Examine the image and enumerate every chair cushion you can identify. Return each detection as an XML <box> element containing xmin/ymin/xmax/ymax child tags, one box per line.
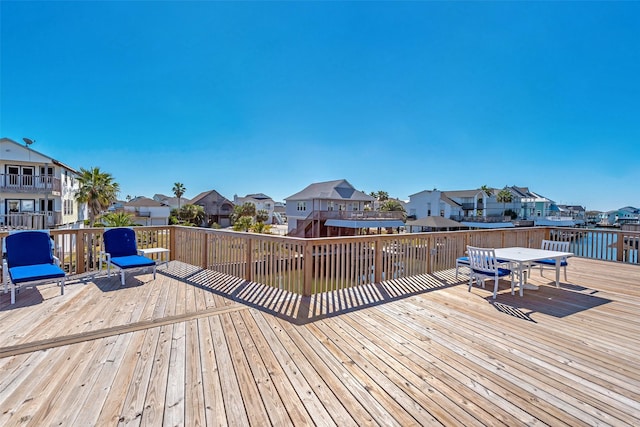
<box><xmin>110</xmin><ymin>255</ymin><xmax>155</xmax><ymax>270</ymax></box>
<box><xmin>104</xmin><ymin>228</ymin><xmax>138</xmax><ymax>257</ymax></box>
<box><xmin>456</xmin><ymin>257</ymin><xmax>470</xmax><ymax>264</ymax></box>
<box><xmin>6</xmin><ymin>232</ymin><xmax>53</xmax><ymax>267</ymax></box>
<box><xmin>534</xmin><ymin>259</ymin><xmax>568</xmax><ymax>266</ymax></box>
<box><xmin>472</xmin><ymin>267</ymin><xmax>511</xmax><ymax>277</ymax></box>
<box><xmin>9</xmin><ymin>263</ymin><xmax>65</xmax><ymax>284</ymax></box>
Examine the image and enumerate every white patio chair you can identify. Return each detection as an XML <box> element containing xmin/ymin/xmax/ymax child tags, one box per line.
<box><xmin>530</xmin><ymin>240</ymin><xmax>570</xmax><ymax>281</ymax></box>
<box><xmin>467</xmin><ymin>245</ymin><xmax>513</xmax><ymax>299</ymax></box>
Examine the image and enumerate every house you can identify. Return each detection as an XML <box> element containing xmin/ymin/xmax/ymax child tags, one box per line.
<box><xmin>233</xmin><ymin>193</ymin><xmax>278</xmax><ymax>224</ymax></box>
<box><xmin>190</xmin><ymin>190</ymin><xmax>234</xmax><ymax>227</ymax></box>
<box><xmin>152</xmin><ymin>193</ymin><xmax>191</xmax><ymax>210</ymax></box>
<box><xmin>405</xmin><ymin>190</ymin><xmax>464</xmax><ymax>220</ymax></box>
<box><xmin>0</xmin><ymin>137</ymin><xmax>83</xmax><ymax>229</ymax></box>
<box><xmin>121</xmin><ymin>197</ymin><xmax>171</xmax><ymax>226</ymax></box>
<box><xmin>284</xmin><ymin>179</ymin><xmax>404</xmax><ymax>238</ymax></box>
<box><xmin>599</xmin><ymin>207</ymin><xmax>640</xmax><ymax>226</ymax></box>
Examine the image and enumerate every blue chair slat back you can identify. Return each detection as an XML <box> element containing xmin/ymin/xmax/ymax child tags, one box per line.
<box><xmin>104</xmin><ymin>228</ymin><xmax>138</xmax><ymax>257</ymax></box>
<box><xmin>6</xmin><ymin>231</ymin><xmax>53</xmax><ymax>267</ymax></box>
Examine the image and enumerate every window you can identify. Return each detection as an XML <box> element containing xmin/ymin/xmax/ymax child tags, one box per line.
<box><xmin>352</xmin><ymin>203</ymin><xmax>359</xmax><ymax>211</ymax></box>
<box><xmin>297</xmin><ymin>201</ymin><xmax>306</xmax><ymax>211</ymax></box>
<box><xmin>6</xmin><ymin>199</ymin><xmax>35</xmax><ymax>213</ymax></box>
<box><xmin>327</xmin><ymin>201</ymin><xmax>334</xmax><ymax>211</ymax></box>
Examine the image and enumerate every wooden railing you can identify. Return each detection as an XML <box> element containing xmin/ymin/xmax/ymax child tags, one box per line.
<box><xmin>0</xmin><ymin>173</ymin><xmax>61</xmax><ymax>193</ymax></box>
<box><xmin>1</xmin><ymin>226</ymin><xmax>638</xmax><ymax>297</ymax></box>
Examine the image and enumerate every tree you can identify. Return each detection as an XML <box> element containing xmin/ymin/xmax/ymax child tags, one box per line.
<box><xmin>256</xmin><ymin>209</ymin><xmax>269</xmax><ymax>223</ymax></box>
<box><xmin>233</xmin><ymin>216</ymin><xmax>253</xmax><ymax>232</ymax></box>
<box><xmin>370</xmin><ymin>190</ymin><xmax>389</xmax><ymax>202</ymax></box>
<box><xmin>173</xmin><ymin>182</ymin><xmax>186</xmax><ymax>209</ymax></box>
<box><xmin>98</xmin><ymin>211</ymin><xmax>137</xmax><ymax>227</ymax></box>
<box><xmin>380</xmin><ymin>199</ymin><xmax>407</xmax><ymax>220</ymax></box>
<box><xmin>178</xmin><ymin>204</ymin><xmax>205</xmax><ymax>226</ymax></box>
<box><xmin>496</xmin><ymin>187</ymin><xmax>513</xmax><ymax>217</ymax></box>
<box><xmin>231</xmin><ymin>202</ymin><xmax>256</xmax><ymax>224</ymax></box>
<box><xmin>75</xmin><ymin>167</ymin><xmax>120</xmax><ymax>227</ymax></box>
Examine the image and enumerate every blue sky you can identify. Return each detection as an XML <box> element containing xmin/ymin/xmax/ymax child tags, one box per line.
<box><xmin>2</xmin><ymin>1</ymin><xmax>638</xmax><ymax>212</ymax></box>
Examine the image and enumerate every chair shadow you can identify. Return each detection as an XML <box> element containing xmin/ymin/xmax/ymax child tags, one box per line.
<box><xmin>160</xmin><ymin>262</ymin><xmax>459</xmax><ymax>325</ymax></box>
<box><xmin>488</xmin><ymin>283</ymin><xmax>611</xmax><ymax>320</ymax></box>
<box><xmin>0</xmin><ymin>288</ymin><xmax>45</xmax><ymax>310</ymax></box>
<box><xmin>92</xmin><ymin>268</ymin><xmax>158</xmax><ymax>292</ymax></box>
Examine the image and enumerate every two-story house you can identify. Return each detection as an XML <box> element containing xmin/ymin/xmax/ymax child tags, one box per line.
<box><xmin>405</xmin><ymin>190</ymin><xmax>464</xmax><ymax>220</ymax></box>
<box><xmin>190</xmin><ymin>189</ymin><xmax>234</xmax><ymax>227</ymax></box>
<box><xmin>0</xmin><ymin>137</ymin><xmax>83</xmax><ymax>229</ymax></box>
<box><xmin>285</xmin><ymin>179</ymin><xmax>404</xmax><ymax>238</ymax></box>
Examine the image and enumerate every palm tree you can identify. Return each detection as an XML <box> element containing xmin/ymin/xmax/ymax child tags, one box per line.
<box><xmin>98</xmin><ymin>211</ymin><xmax>137</xmax><ymax>227</ymax></box>
<box><xmin>380</xmin><ymin>199</ymin><xmax>407</xmax><ymax>220</ymax></box>
<box><xmin>75</xmin><ymin>167</ymin><xmax>120</xmax><ymax>227</ymax></box>
<box><xmin>370</xmin><ymin>190</ymin><xmax>389</xmax><ymax>202</ymax></box>
<box><xmin>173</xmin><ymin>182</ymin><xmax>186</xmax><ymax>209</ymax></box>
<box><xmin>497</xmin><ymin>187</ymin><xmax>513</xmax><ymax>218</ymax></box>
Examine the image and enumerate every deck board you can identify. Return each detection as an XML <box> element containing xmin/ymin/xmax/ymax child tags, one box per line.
<box><xmin>1</xmin><ymin>258</ymin><xmax>639</xmax><ymax>426</ymax></box>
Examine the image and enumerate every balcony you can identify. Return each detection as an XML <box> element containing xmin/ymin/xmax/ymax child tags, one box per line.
<box><xmin>0</xmin><ymin>173</ymin><xmax>61</xmax><ymax>194</ymax></box>
<box><xmin>0</xmin><ymin>212</ymin><xmax>62</xmax><ymax>230</ymax></box>
<box><xmin>0</xmin><ymin>226</ymin><xmax>638</xmax><ymax>425</ymax></box>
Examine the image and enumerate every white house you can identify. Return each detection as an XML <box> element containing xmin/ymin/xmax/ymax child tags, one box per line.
<box><xmin>123</xmin><ymin>197</ymin><xmax>171</xmax><ymax>226</ymax></box>
<box><xmin>0</xmin><ymin>137</ymin><xmax>83</xmax><ymax>229</ymax></box>
<box><xmin>405</xmin><ymin>190</ymin><xmax>464</xmax><ymax>220</ymax></box>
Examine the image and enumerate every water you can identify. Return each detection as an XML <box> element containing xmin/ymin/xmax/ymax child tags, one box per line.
<box><xmin>570</xmin><ymin>230</ymin><xmax>638</xmax><ymax>264</ymax></box>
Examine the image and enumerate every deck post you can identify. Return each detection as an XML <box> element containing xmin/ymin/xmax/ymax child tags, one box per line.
<box><xmin>169</xmin><ymin>226</ymin><xmax>175</xmax><ymax>262</ymax></box>
<box><xmin>617</xmin><ymin>231</ymin><xmax>625</xmax><ymax>262</ymax></box>
<box><xmin>303</xmin><ymin>240</ymin><xmax>313</xmax><ymax>296</ymax></box>
<box><xmin>245</xmin><ymin>237</ymin><xmax>253</xmax><ymax>282</ymax></box>
<box><xmin>374</xmin><ymin>238</ymin><xmax>383</xmax><ymax>283</ymax></box>
<box><xmin>77</xmin><ymin>229</ymin><xmax>86</xmax><ymax>274</ymax></box>
<box><xmin>201</xmin><ymin>231</ymin><xmax>209</xmax><ymax>269</ymax></box>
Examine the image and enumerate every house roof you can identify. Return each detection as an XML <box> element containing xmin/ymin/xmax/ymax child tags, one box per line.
<box><xmin>125</xmin><ymin>197</ymin><xmax>167</xmax><ymax>207</ymax></box>
<box><xmin>190</xmin><ymin>189</ymin><xmax>233</xmax><ymax>205</ymax></box>
<box><xmin>443</xmin><ymin>188</ymin><xmax>496</xmax><ymax>198</ymax></box>
<box><xmin>0</xmin><ymin>137</ymin><xmax>78</xmax><ymax>173</ymax></box>
<box><xmin>285</xmin><ymin>179</ymin><xmax>375</xmax><ymax>202</ymax></box>
<box><xmin>244</xmin><ymin>193</ymin><xmax>272</xmax><ymax>200</ymax></box>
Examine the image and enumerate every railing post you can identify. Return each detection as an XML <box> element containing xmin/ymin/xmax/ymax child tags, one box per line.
<box><xmin>303</xmin><ymin>240</ymin><xmax>313</xmax><ymax>296</ymax></box>
<box><xmin>245</xmin><ymin>237</ymin><xmax>253</xmax><ymax>281</ymax></box>
<box><xmin>617</xmin><ymin>231</ymin><xmax>625</xmax><ymax>262</ymax></box>
<box><xmin>76</xmin><ymin>230</ymin><xmax>85</xmax><ymax>274</ymax></box>
<box><xmin>374</xmin><ymin>238</ymin><xmax>383</xmax><ymax>282</ymax></box>
<box><xmin>169</xmin><ymin>227</ymin><xmax>175</xmax><ymax>262</ymax></box>
<box><xmin>201</xmin><ymin>231</ymin><xmax>209</xmax><ymax>269</ymax></box>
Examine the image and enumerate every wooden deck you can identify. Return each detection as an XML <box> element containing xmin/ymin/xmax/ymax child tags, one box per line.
<box><xmin>1</xmin><ymin>258</ymin><xmax>639</xmax><ymax>426</ymax></box>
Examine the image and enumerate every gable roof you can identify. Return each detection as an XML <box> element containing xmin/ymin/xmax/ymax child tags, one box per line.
<box><xmin>125</xmin><ymin>197</ymin><xmax>167</xmax><ymax>207</ymax></box>
<box><xmin>190</xmin><ymin>189</ymin><xmax>233</xmax><ymax>205</ymax></box>
<box><xmin>0</xmin><ymin>137</ymin><xmax>78</xmax><ymax>173</ymax></box>
<box><xmin>285</xmin><ymin>179</ymin><xmax>375</xmax><ymax>202</ymax></box>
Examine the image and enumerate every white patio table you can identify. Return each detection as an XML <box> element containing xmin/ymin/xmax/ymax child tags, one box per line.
<box><xmin>494</xmin><ymin>247</ymin><xmax>573</xmax><ymax>296</ymax></box>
